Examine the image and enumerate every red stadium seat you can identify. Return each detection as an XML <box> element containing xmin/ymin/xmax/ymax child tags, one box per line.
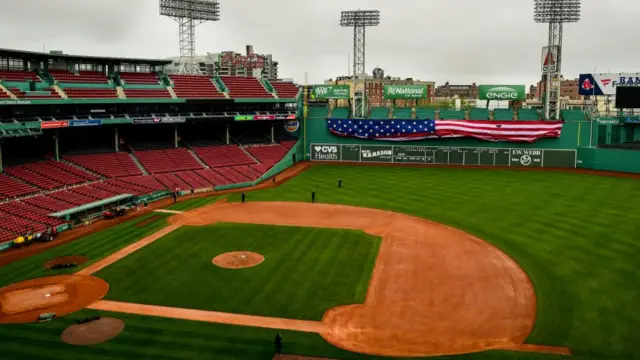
<box><xmin>220</xmin><ymin>76</ymin><xmax>272</xmax><ymax>98</ymax></box>
<box><xmin>119</xmin><ymin>72</ymin><xmax>160</xmax><ymax>85</ymax></box>
<box><xmin>169</xmin><ymin>75</ymin><xmax>224</xmax><ymax>99</ymax></box>
<box><xmin>0</xmin><ymin>70</ymin><xmax>40</xmax><ymax>82</ymax></box>
<box><xmin>191</xmin><ymin>145</ymin><xmax>256</xmax><ymax>168</ymax></box>
<box><xmin>123</xmin><ymin>88</ymin><xmax>172</xmax><ymax>98</ymax></box>
<box><xmin>134</xmin><ymin>148</ymin><xmax>203</xmax><ymax>174</ymax></box>
<box><xmin>63</xmin><ymin>88</ymin><xmax>117</xmax><ymax>99</ymax></box>
<box><xmin>0</xmin><ymin>174</ymin><xmax>39</xmax><ymax>198</ymax></box>
<box><xmin>270</xmin><ymin>80</ymin><xmax>300</xmax><ymax>98</ymax></box>
<box><xmin>245</xmin><ymin>144</ymin><xmax>288</xmax><ymax>167</ymax></box>
<box><xmin>50</xmin><ymin>70</ymin><xmax>108</xmax><ymax>84</ymax></box>
<box><xmin>66</xmin><ymin>153</ymin><xmax>143</xmax><ymax>178</ymax></box>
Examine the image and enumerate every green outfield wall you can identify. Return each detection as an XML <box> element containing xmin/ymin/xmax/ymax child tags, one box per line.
<box><xmin>303</xmin><ymin>105</ymin><xmax>640</xmax><ymax>173</ymax></box>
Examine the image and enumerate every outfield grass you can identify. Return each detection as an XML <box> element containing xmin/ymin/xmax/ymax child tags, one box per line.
<box><xmin>226</xmin><ymin>164</ymin><xmax>640</xmax><ymax>360</ymax></box>
<box><xmin>95</xmin><ymin>223</ymin><xmax>380</xmax><ymax>320</ymax></box>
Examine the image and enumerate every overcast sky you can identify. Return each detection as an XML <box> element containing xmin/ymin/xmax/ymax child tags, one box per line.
<box><xmin>0</xmin><ymin>0</ymin><xmax>638</xmax><ymax>86</ymax></box>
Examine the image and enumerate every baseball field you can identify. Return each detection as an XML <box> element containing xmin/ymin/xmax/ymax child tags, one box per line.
<box><xmin>0</xmin><ymin>164</ymin><xmax>639</xmax><ymax>360</ymax></box>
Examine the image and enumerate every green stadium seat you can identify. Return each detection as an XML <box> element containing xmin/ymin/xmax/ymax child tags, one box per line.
<box><xmin>370</xmin><ymin>107</ymin><xmax>390</xmax><ymax>119</ymax></box>
<box><xmin>469</xmin><ymin>108</ymin><xmax>490</xmax><ymax>120</ymax></box>
<box><xmin>393</xmin><ymin>108</ymin><xmax>412</xmax><ymax>119</ymax></box>
<box><xmin>518</xmin><ymin>109</ymin><xmax>540</xmax><ymax>121</ymax></box>
<box><xmin>439</xmin><ymin>110</ymin><xmax>465</xmax><ymax>120</ymax></box>
<box><xmin>416</xmin><ymin>108</ymin><xmax>436</xmax><ymax>120</ymax></box>
<box><xmin>493</xmin><ymin>109</ymin><xmax>514</xmax><ymax>121</ymax></box>
<box><xmin>561</xmin><ymin>109</ymin><xmax>586</xmax><ymax>121</ymax></box>
<box><xmin>329</xmin><ymin>107</ymin><xmax>350</xmax><ymax>119</ymax></box>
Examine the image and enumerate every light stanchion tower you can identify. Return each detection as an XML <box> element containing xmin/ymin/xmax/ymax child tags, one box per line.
<box><xmin>534</xmin><ymin>0</ymin><xmax>581</xmax><ymax>120</ymax></box>
<box><xmin>340</xmin><ymin>10</ymin><xmax>380</xmax><ymax>118</ymax></box>
<box><xmin>160</xmin><ymin>0</ymin><xmax>220</xmax><ymax>75</ymax></box>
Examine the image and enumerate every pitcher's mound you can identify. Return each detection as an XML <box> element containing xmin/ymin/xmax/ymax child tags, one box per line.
<box><xmin>61</xmin><ymin>317</ymin><xmax>125</xmax><ymax>345</ymax></box>
<box><xmin>212</xmin><ymin>251</ymin><xmax>264</xmax><ymax>269</ymax></box>
<box><xmin>44</xmin><ymin>256</ymin><xmax>88</xmax><ymax>270</ymax></box>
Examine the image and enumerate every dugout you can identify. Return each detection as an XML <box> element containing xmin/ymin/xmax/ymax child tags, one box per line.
<box><xmin>49</xmin><ymin>193</ymin><xmax>135</xmax><ymax>225</ymax></box>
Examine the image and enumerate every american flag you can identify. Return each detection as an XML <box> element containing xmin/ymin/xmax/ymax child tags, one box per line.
<box><xmin>327</xmin><ymin>119</ymin><xmax>564</xmax><ymax>143</ymax></box>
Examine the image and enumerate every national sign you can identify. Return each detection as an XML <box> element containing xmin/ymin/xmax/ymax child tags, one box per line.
<box><xmin>327</xmin><ymin>119</ymin><xmax>563</xmax><ymax>143</ymax></box>
<box><xmin>578</xmin><ymin>73</ymin><xmax>640</xmax><ymax>96</ymax></box>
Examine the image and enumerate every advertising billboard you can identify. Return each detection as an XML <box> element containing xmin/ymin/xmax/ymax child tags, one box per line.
<box><xmin>234</xmin><ymin>114</ymin><xmax>296</xmax><ymax>121</ymax></box>
<box><xmin>383</xmin><ymin>85</ymin><xmax>427</xmax><ymax>100</ymax></box>
<box><xmin>311</xmin><ymin>85</ymin><xmax>350</xmax><ymax>100</ymax></box>
<box><xmin>478</xmin><ymin>85</ymin><xmax>526</xmax><ymax>101</ymax></box>
<box><xmin>578</xmin><ymin>73</ymin><xmax>640</xmax><ymax>96</ymax></box>
<box><xmin>132</xmin><ymin>116</ymin><xmax>186</xmax><ymax>124</ymax></box>
<box><xmin>615</xmin><ymin>86</ymin><xmax>640</xmax><ymax>109</ymax></box>
<box><xmin>40</xmin><ymin>120</ymin><xmax>69</xmax><ymax>129</ymax></box>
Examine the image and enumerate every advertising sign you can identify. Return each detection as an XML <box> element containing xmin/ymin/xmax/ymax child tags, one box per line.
<box><xmin>578</xmin><ymin>73</ymin><xmax>640</xmax><ymax>96</ymax></box>
<box><xmin>69</xmin><ymin>119</ymin><xmax>102</xmax><ymax>127</ymax></box>
<box><xmin>383</xmin><ymin>85</ymin><xmax>427</xmax><ymax>100</ymax></box>
<box><xmin>235</xmin><ymin>114</ymin><xmax>296</xmax><ymax>121</ymax></box>
<box><xmin>132</xmin><ymin>117</ymin><xmax>186</xmax><ymax>124</ymax></box>
<box><xmin>311</xmin><ymin>85</ymin><xmax>351</xmax><ymax>100</ymax></box>
<box><xmin>541</xmin><ymin>46</ymin><xmax>559</xmax><ymax>73</ymax></box>
<box><xmin>234</xmin><ymin>115</ymin><xmax>254</xmax><ymax>121</ymax></box>
<box><xmin>310</xmin><ymin>143</ymin><xmax>576</xmax><ymax>168</ymax></box>
<box><xmin>478</xmin><ymin>85</ymin><xmax>526</xmax><ymax>101</ymax></box>
<box><xmin>41</xmin><ymin>120</ymin><xmax>69</xmax><ymax>129</ymax></box>
<box><xmin>284</xmin><ymin>120</ymin><xmax>299</xmax><ymax>132</ymax></box>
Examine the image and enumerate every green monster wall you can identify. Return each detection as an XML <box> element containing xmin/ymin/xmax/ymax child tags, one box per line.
<box><xmin>303</xmin><ymin>105</ymin><xmax>640</xmax><ymax>173</ymax></box>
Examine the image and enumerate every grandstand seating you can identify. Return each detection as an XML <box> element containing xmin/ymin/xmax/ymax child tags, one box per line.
<box><xmin>330</xmin><ymin>107</ymin><xmax>350</xmax><ymax>119</ymax></box>
<box><xmin>4</xmin><ymin>165</ymin><xmax>62</xmax><ymax>190</ymax></box>
<box><xmin>50</xmin><ymin>70</ymin><xmax>108</xmax><ymax>84</ymax></box>
<box><xmin>439</xmin><ymin>110</ymin><xmax>465</xmax><ymax>120</ymax></box>
<box><xmin>135</xmin><ymin>148</ymin><xmax>203</xmax><ymax>174</ymax></box>
<box><xmin>10</xmin><ymin>87</ymin><xmax>61</xmax><ymax>99</ymax></box>
<box><xmin>154</xmin><ymin>172</ymin><xmax>191</xmax><ymax>191</ymax></box>
<box><xmin>0</xmin><ymin>70</ymin><xmax>40</xmax><ymax>82</ymax></box>
<box><xmin>169</xmin><ymin>75</ymin><xmax>224</xmax><ymax>98</ymax></box>
<box><xmin>0</xmin><ymin>228</ymin><xmax>17</xmax><ymax>244</ymax></box>
<box><xmin>66</xmin><ymin>152</ymin><xmax>142</xmax><ymax>178</ymax></box>
<box><xmin>416</xmin><ymin>108</ymin><xmax>436</xmax><ymax>120</ymax></box>
<box><xmin>63</xmin><ymin>88</ymin><xmax>118</xmax><ymax>99</ymax></box>
<box><xmin>469</xmin><ymin>108</ymin><xmax>490</xmax><ymax>120</ymax></box>
<box><xmin>0</xmin><ymin>202</ymin><xmax>66</xmax><ymax>227</ymax></box>
<box><xmin>49</xmin><ymin>189</ymin><xmax>97</xmax><ymax>206</ymax></box>
<box><xmin>5</xmin><ymin>160</ymin><xmax>97</xmax><ymax>190</ymax></box>
<box><xmin>270</xmin><ymin>80</ymin><xmax>299</xmax><ymax>98</ymax></box>
<box><xmin>175</xmin><ymin>171</ymin><xmax>213</xmax><ymax>189</ymax></box>
<box><xmin>24</xmin><ymin>195</ymin><xmax>75</xmax><ymax>212</ymax></box>
<box><xmin>119</xmin><ymin>72</ymin><xmax>160</xmax><ymax>85</ymax></box>
<box><xmin>0</xmin><ymin>213</ymin><xmax>47</xmax><ymax>238</ymax></box>
<box><xmin>493</xmin><ymin>109</ymin><xmax>515</xmax><ymax>121</ymax></box>
<box><xmin>518</xmin><ymin>109</ymin><xmax>540</xmax><ymax>121</ymax></box>
<box><xmin>71</xmin><ymin>185</ymin><xmax>117</xmax><ymax>200</ymax></box>
<box><xmin>0</xmin><ymin>174</ymin><xmax>39</xmax><ymax>198</ymax></box>
<box><xmin>0</xmin><ymin>90</ymin><xmax>10</xmax><ymax>98</ymax></box>
<box><xmin>561</xmin><ymin>109</ymin><xmax>586</xmax><ymax>121</ymax></box>
<box><xmin>215</xmin><ymin>167</ymin><xmax>252</xmax><ymax>183</ymax></box>
<box><xmin>192</xmin><ymin>145</ymin><xmax>256</xmax><ymax>167</ymax></box>
<box><xmin>220</xmin><ymin>76</ymin><xmax>272</xmax><ymax>98</ymax></box>
<box><xmin>370</xmin><ymin>107</ymin><xmax>390</xmax><ymax>120</ymax></box>
<box><xmin>393</xmin><ymin>108</ymin><xmax>412</xmax><ymax>119</ymax></box>
<box><xmin>245</xmin><ymin>144</ymin><xmax>288</xmax><ymax>166</ymax></box>
<box><xmin>194</xmin><ymin>169</ymin><xmax>232</xmax><ymax>187</ymax></box>
<box><xmin>123</xmin><ymin>88</ymin><xmax>172</xmax><ymax>98</ymax></box>
<box><xmin>280</xmin><ymin>140</ymin><xmax>296</xmax><ymax>150</ymax></box>
<box><xmin>119</xmin><ymin>175</ymin><xmax>165</xmax><ymax>191</ymax></box>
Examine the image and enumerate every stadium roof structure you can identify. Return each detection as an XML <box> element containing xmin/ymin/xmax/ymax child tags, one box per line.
<box><xmin>0</xmin><ymin>48</ymin><xmax>172</xmax><ymax>66</ymax></box>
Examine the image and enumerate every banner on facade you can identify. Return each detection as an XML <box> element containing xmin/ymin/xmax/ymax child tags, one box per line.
<box><xmin>478</xmin><ymin>85</ymin><xmax>526</xmax><ymax>101</ymax></box>
<box><xmin>310</xmin><ymin>85</ymin><xmax>350</xmax><ymax>100</ymax></box>
<box><xmin>578</xmin><ymin>73</ymin><xmax>640</xmax><ymax>96</ymax></box>
<box><xmin>69</xmin><ymin>119</ymin><xmax>102</xmax><ymax>127</ymax></box>
<box><xmin>40</xmin><ymin>120</ymin><xmax>69</xmax><ymax>129</ymax></box>
<box><xmin>132</xmin><ymin>117</ymin><xmax>186</xmax><ymax>124</ymax></box>
<box><xmin>383</xmin><ymin>85</ymin><xmax>427</xmax><ymax>100</ymax></box>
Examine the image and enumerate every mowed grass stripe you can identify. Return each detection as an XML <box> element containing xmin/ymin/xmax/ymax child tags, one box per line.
<box><xmin>96</xmin><ymin>223</ymin><xmax>380</xmax><ymax>321</ymax></box>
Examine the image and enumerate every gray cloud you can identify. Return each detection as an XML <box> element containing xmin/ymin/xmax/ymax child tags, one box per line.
<box><xmin>0</xmin><ymin>0</ymin><xmax>638</xmax><ymax>87</ymax></box>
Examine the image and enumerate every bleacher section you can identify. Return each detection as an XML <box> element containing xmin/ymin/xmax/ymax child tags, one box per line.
<box><xmin>220</xmin><ymin>76</ymin><xmax>272</xmax><ymax>98</ymax></box>
<box><xmin>439</xmin><ymin>110</ymin><xmax>465</xmax><ymax>120</ymax></box>
<box><xmin>518</xmin><ymin>109</ymin><xmax>540</xmax><ymax>121</ymax></box>
<box><xmin>245</xmin><ymin>144</ymin><xmax>288</xmax><ymax>167</ymax></box>
<box><xmin>63</xmin><ymin>88</ymin><xmax>118</xmax><ymax>99</ymax></box>
<box><xmin>0</xmin><ymin>70</ymin><xmax>40</xmax><ymax>82</ymax></box>
<box><xmin>370</xmin><ymin>107</ymin><xmax>390</xmax><ymax>120</ymax></box>
<box><xmin>169</xmin><ymin>75</ymin><xmax>224</xmax><ymax>98</ymax></box>
<box><xmin>0</xmin><ymin>174</ymin><xmax>39</xmax><ymax>198</ymax></box>
<box><xmin>270</xmin><ymin>80</ymin><xmax>299</xmax><ymax>98</ymax></box>
<box><xmin>0</xmin><ymin>213</ymin><xmax>47</xmax><ymax>242</ymax></box>
<box><xmin>4</xmin><ymin>161</ymin><xmax>97</xmax><ymax>190</ymax></box>
<box><xmin>65</xmin><ymin>152</ymin><xmax>142</xmax><ymax>178</ymax></box>
<box><xmin>562</xmin><ymin>109</ymin><xmax>586</xmax><ymax>121</ymax></box>
<box><xmin>469</xmin><ymin>108</ymin><xmax>490</xmax><ymax>120</ymax></box>
<box><xmin>393</xmin><ymin>108</ymin><xmax>412</xmax><ymax>119</ymax></box>
<box><xmin>493</xmin><ymin>109</ymin><xmax>514</xmax><ymax>121</ymax></box>
<box><xmin>135</xmin><ymin>148</ymin><xmax>203</xmax><ymax>174</ymax></box>
<box><xmin>50</xmin><ymin>70</ymin><xmax>108</xmax><ymax>84</ymax></box>
<box><xmin>0</xmin><ymin>90</ymin><xmax>10</xmax><ymax>99</ymax></box>
<box><xmin>119</xmin><ymin>72</ymin><xmax>160</xmax><ymax>85</ymax></box>
<box><xmin>0</xmin><ymin>202</ymin><xmax>66</xmax><ymax>228</ymax></box>
<box><xmin>416</xmin><ymin>108</ymin><xmax>436</xmax><ymax>120</ymax></box>
<box><xmin>123</xmin><ymin>88</ymin><xmax>171</xmax><ymax>98</ymax></box>
<box><xmin>24</xmin><ymin>195</ymin><xmax>75</xmax><ymax>212</ymax></box>
<box><xmin>192</xmin><ymin>145</ymin><xmax>256</xmax><ymax>167</ymax></box>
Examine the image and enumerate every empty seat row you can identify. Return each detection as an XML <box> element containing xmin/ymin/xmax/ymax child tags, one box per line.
<box><xmin>220</xmin><ymin>76</ymin><xmax>272</xmax><ymax>98</ymax></box>
<box><xmin>192</xmin><ymin>145</ymin><xmax>256</xmax><ymax>168</ymax></box>
<box><xmin>0</xmin><ymin>212</ymin><xmax>47</xmax><ymax>237</ymax></box>
<box><xmin>66</xmin><ymin>152</ymin><xmax>142</xmax><ymax>178</ymax></box>
<box><xmin>0</xmin><ymin>173</ymin><xmax>39</xmax><ymax>198</ymax></box>
<box><xmin>119</xmin><ymin>72</ymin><xmax>160</xmax><ymax>84</ymax></box>
<box><xmin>63</xmin><ymin>88</ymin><xmax>118</xmax><ymax>99</ymax></box>
<box><xmin>245</xmin><ymin>144</ymin><xmax>288</xmax><ymax>166</ymax></box>
<box><xmin>270</xmin><ymin>80</ymin><xmax>299</xmax><ymax>98</ymax></box>
<box><xmin>135</xmin><ymin>148</ymin><xmax>203</xmax><ymax>174</ymax></box>
<box><xmin>0</xmin><ymin>70</ymin><xmax>40</xmax><ymax>82</ymax></box>
<box><xmin>169</xmin><ymin>75</ymin><xmax>224</xmax><ymax>99</ymax></box>
<box><xmin>51</xmin><ymin>70</ymin><xmax>108</xmax><ymax>84</ymax></box>
<box><xmin>0</xmin><ymin>202</ymin><xmax>65</xmax><ymax>227</ymax></box>
<box><xmin>124</xmin><ymin>88</ymin><xmax>172</xmax><ymax>98</ymax></box>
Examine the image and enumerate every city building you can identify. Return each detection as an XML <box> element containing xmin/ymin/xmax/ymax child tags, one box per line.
<box><xmin>165</xmin><ymin>45</ymin><xmax>278</xmax><ymax>79</ymax></box>
<box><xmin>434</xmin><ymin>82</ymin><xmax>479</xmax><ymax>99</ymax></box>
<box><xmin>535</xmin><ymin>76</ymin><xmax>582</xmax><ymax>101</ymax></box>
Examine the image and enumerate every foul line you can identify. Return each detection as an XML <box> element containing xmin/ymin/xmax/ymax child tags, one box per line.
<box><xmin>87</xmin><ymin>300</ymin><xmax>326</xmax><ymax>333</ymax></box>
<box><xmin>76</xmin><ymin>224</ymin><xmax>181</xmax><ymax>276</ymax></box>
<box><xmin>154</xmin><ymin>209</ymin><xmax>184</xmax><ymax>214</ymax></box>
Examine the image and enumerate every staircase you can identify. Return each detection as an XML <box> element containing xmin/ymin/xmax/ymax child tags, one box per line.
<box><xmin>240</xmin><ymin>146</ymin><xmax>260</xmax><ymax>164</ymax></box>
<box><xmin>187</xmin><ymin>148</ymin><xmax>210</xmax><ymax>169</ymax></box>
<box><xmin>0</xmin><ymin>83</ymin><xmax>18</xmax><ymax>100</ymax></box>
<box><xmin>211</xmin><ymin>78</ymin><xmax>230</xmax><ymax>99</ymax></box>
<box><xmin>166</xmin><ymin>86</ymin><xmax>178</xmax><ymax>99</ymax></box>
<box><xmin>129</xmin><ymin>153</ymin><xmax>149</xmax><ymax>175</ymax></box>
<box><xmin>260</xmin><ymin>78</ymin><xmax>278</xmax><ymax>99</ymax></box>
<box><xmin>116</xmin><ymin>86</ymin><xmax>127</xmax><ymax>99</ymax></box>
<box><xmin>52</xmin><ymin>85</ymin><xmax>68</xmax><ymax>99</ymax></box>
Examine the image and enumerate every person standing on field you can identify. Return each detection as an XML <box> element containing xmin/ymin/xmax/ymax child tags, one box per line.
<box><xmin>274</xmin><ymin>333</ymin><xmax>283</xmax><ymax>355</ymax></box>
<box><xmin>241</xmin><ymin>192</ymin><xmax>246</xmax><ymax>203</ymax></box>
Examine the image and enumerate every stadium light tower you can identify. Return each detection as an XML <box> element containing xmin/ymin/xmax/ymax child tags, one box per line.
<box><xmin>534</xmin><ymin>0</ymin><xmax>581</xmax><ymax>120</ymax></box>
<box><xmin>160</xmin><ymin>0</ymin><xmax>220</xmax><ymax>75</ymax></box>
<box><xmin>340</xmin><ymin>10</ymin><xmax>380</xmax><ymax>118</ymax></box>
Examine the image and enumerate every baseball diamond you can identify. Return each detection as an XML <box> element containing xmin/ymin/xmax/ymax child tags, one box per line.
<box><xmin>1</xmin><ymin>2</ymin><xmax>640</xmax><ymax>359</ymax></box>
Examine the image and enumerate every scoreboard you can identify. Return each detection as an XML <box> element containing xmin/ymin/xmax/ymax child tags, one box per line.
<box><xmin>310</xmin><ymin>144</ymin><xmax>576</xmax><ymax>168</ymax></box>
